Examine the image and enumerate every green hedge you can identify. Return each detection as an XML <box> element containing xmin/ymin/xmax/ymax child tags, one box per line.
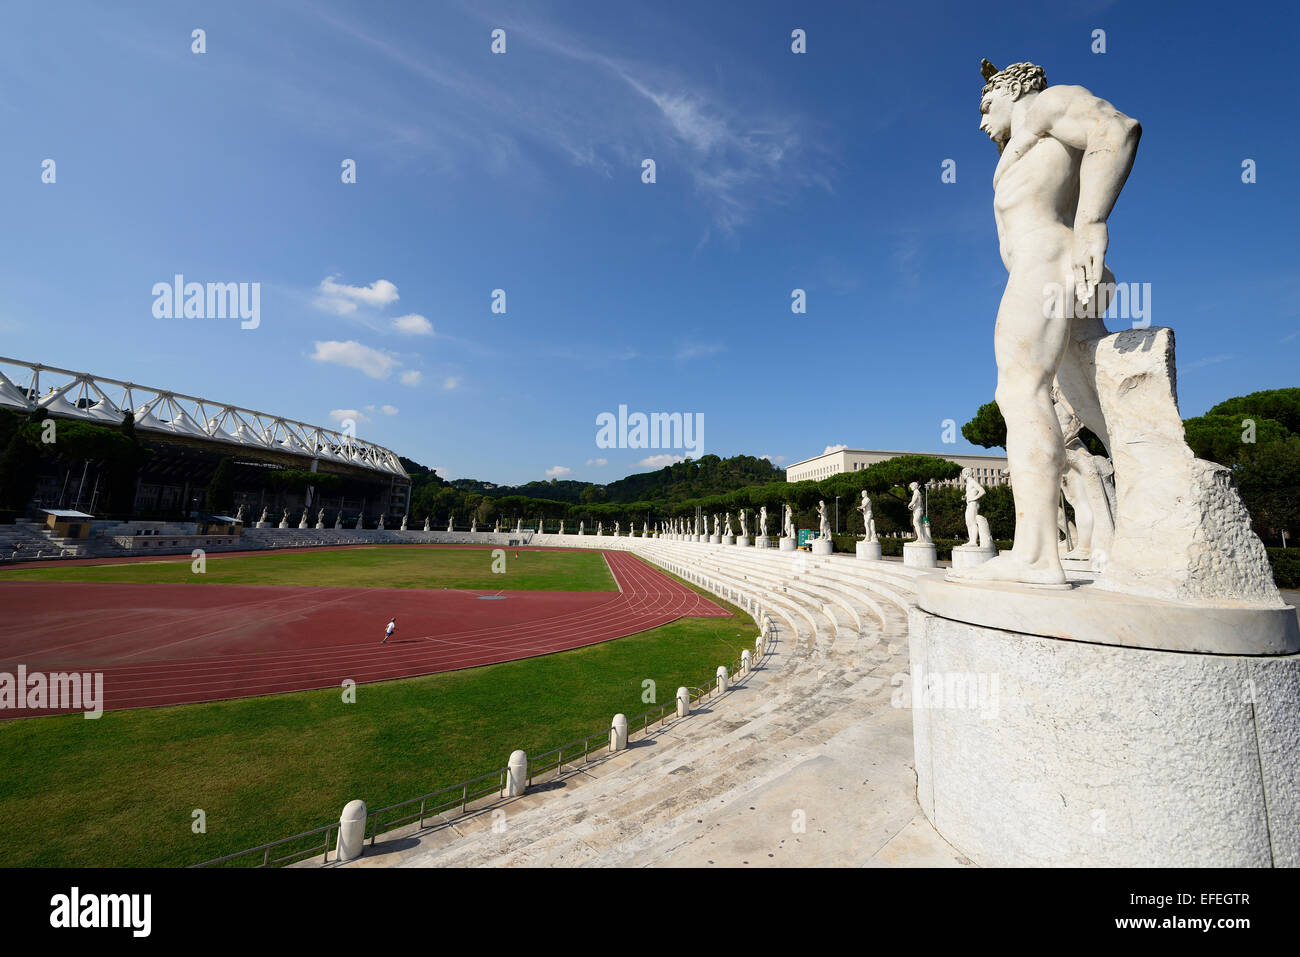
<box><xmin>1267</xmin><ymin>548</ymin><xmax>1299</xmax><ymax>589</ymax></box>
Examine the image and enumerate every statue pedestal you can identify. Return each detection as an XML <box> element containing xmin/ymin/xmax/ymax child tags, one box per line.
<box><xmin>709</xmin><ymin>534</ymin><xmax>721</xmax><ymax>544</ymax></box>
<box><xmin>255</xmin><ymin>522</ymin><xmax>270</xmax><ymax>529</ymax></box>
<box><xmin>735</xmin><ymin>536</ymin><xmax>750</xmax><ymax>547</ymax></box>
<box><xmin>722</xmin><ymin>535</ymin><xmax>736</xmax><ymax>546</ymax></box>
<box><xmin>278</xmin><ymin>521</ymin><xmax>289</xmax><ymax>529</ymax></box>
<box><xmin>779</xmin><ymin>537</ymin><xmax>796</xmax><ymax>552</ymax></box>
<box><xmin>903</xmin><ymin>541</ymin><xmax>938</xmax><ymax>568</ymax></box>
<box><xmin>855</xmin><ymin>540</ymin><xmax>882</xmax><ymax>561</ymax></box>
<box><xmin>754</xmin><ymin>536</ymin><xmax>771</xmax><ymax>549</ymax></box>
<box><xmin>908</xmin><ymin>596</ymin><xmax>1300</xmax><ymax>866</ymax></box>
<box><xmin>315</xmin><ymin>522</ymin><xmax>325</xmax><ymax>530</ymax></box>
<box><xmin>951</xmin><ymin>543</ymin><xmax>997</xmax><ymax>569</ymax></box>
<box><xmin>811</xmin><ymin>539</ymin><xmax>833</xmax><ymax>556</ymax></box>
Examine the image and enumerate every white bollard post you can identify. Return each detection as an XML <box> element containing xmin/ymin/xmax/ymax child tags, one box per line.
<box><xmin>336</xmin><ymin>799</ymin><xmax>367</xmax><ymax>863</ymax></box>
<box><xmin>676</xmin><ymin>686</ymin><xmax>690</xmax><ymax>718</ymax></box>
<box><xmin>716</xmin><ymin>665</ymin><xmax>729</xmax><ymax>694</ymax></box>
<box><xmin>611</xmin><ymin>713</ymin><xmax>628</xmax><ymax>751</ymax></box>
<box><xmin>741</xmin><ymin>649</ymin><xmax>751</xmax><ymax>674</ymax></box>
<box><xmin>755</xmin><ymin>634</ymin><xmax>764</xmax><ymax>657</ymax></box>
<box><xmin>504</xmin><ymin>749</ymin><xmax>528</xmax><ymax>797</ymax></box>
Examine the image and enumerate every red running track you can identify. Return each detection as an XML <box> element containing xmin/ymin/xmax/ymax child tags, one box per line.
<box><xmin>0</xmin><ymin>549</ymin><xmax>728</xmax><ymax>718</ymax></box>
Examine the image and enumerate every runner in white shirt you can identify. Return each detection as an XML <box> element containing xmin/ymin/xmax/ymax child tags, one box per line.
<box><xmin>382</xmin><ymin>617</ymin><xmax>396</xmax><ymax>644</ymax></box>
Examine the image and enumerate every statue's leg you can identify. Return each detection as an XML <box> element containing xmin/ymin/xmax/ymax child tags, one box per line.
<box><xmin>949</xmin><ymin>237</ymin><xmax>1072</xmax><ymax>586</ymax></box>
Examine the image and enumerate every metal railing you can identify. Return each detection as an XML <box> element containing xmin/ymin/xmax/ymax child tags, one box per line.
<box><xmin>194</xmin><ymin>616</ymin><xmax>778</xmax><ymax>868</ymax></box>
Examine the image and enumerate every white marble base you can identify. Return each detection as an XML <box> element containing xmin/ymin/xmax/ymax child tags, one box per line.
<box><xmin>722</xmin><ymin>535</ymin><xmax>736</xmax><ymax>545</ymax></box>
<box><xmin>778</xmin><ymin>537</ymin><xmax>796</xmax><ymax>552</ymax></box>
<box><xmin>754</xmin><ymin>536</ymin><xmax>771</xmax><ymax>548</ymax></box>
<box><xmin>950</xmin><ymin>543</ymin><xmax>997</xmax><ymax>569</ymax></box>
<box><xmin>811</xmin><ymin>539</ymin><xmax>833</xmax><ymax>556</ymax></box>
<box><xmin>709</xmin><ymin>534</ymin><xmax>721</xmax><ymax>544</ymax></box>
<box><xmin>735</xmin><ymin>536</ymin><xmax>749</xmax><ymax>547</ymax></box>
<box><xmin>277</xmin><ymin>521</ymin><xmax>289</xmax><ymax>529</ymax></box>
<box><xmin>903</xmin><ymin>541</ymin><xmax>938</xmax><ymax>568</ymax></box>
<box><xmin>856</xmin><ymin>540</ymin><xmax>882</xmax><ymax>561</ymax></box>
<box><xmin>919</xmin><ymin>574</ymin><xmax>1298</xmax><ymax>655</ymax></box>
<box><xmin>909</xmin><ymin>607</ymin><xmax>1300</xmax><ymax>866</ymax></box>
<box><xmin>255</xmin><ymin>522</ymin><xmax>271</xmax><ymax>529</ymax></box>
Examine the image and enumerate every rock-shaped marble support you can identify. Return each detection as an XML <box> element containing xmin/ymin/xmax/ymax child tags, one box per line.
<box><xmin>1085</xmin><ymin>328</ymin><xmax>1283</xmax><ymax>607</ymax></box>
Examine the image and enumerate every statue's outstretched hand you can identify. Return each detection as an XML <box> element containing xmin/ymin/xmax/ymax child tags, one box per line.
<box><xmin>1073</xmin><ymin>222</ymin><xmax>1108</xmax><ymax>306</ymax></box>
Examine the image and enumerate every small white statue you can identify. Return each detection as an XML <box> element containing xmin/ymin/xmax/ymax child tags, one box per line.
<box><xmin>400</xmin><ymin>513</ymin><xmax>408</xmax><ymax>531</ymax></box>
<box><xmin>334</xmin><ymin>512</ymin><xmax>343</xmax><ymax>529</ymax></box>
<box><xmin>471</xmin><ymin>516</ymin><xmax>478</xmax><ymax>533</ymax></box>
<box><xmin>279</xmin><ymin>508</ymin><xmax>289</xmax><ymax>528</ymax></box>
<box><xmin>724</xmin><ymin>512</ymin><xmax>734</xmax><ymax>537</ymax></box>
<box><xmin>494</xmin><ymin>518</ymin><xmax>501</xmax><ymax>533</ymax></box>
<box><xmin>908</xmin><ymin>482</ymin><xmax>930</xmax><ymax>543</ymax></box>
<box><xmin>259</xmin><ymin>506</ymin><xmax>269</xmax><ymax>524</ymax></box>
<box><xmin>739</xmin><ymin>509</ymin><xmax>748</xmax><ymax>537</ymax></box>
<box><xmin>858</xmin><ymin>491</ymin><xmax>877</xmax><ymax>543</ymax></box>
<box><xmin>559</xmin><ymin>520</ymin><xmax>565</xmax><ymax>535</ymax></box>
<box><xmin>515</xmin><ymin>517</ymin><xmax>523</xmax><ymax>534</ymax></box>
<box><xmin>447</xmin><ymin>514</ymin><xmax>453</xmax><ymax>532</ymax></box>
<box><xmin>961</xmin><ymin>468</ymin><xmax>988</xmax><ymax>547</ymax></box>
<box><xmin>759</xmin><ymin>506</ymin><xmax>768</xmax><ymax>538</ymax></box>
<box><xmin>579</xmin><ymin>521</ymin><xmax>585</xmax><ymax>535</ymax></box>
<box><xmin>614</xmin><ymin>520</ymin><xmax>620</xmax><ymax>536</ymax></box>
<box><xmin>816</xmin><ymin>500</ymin><xmax>831</xmax><ymax>541</ymax></box>
<box><xmin>782</xmin><ymin>504</ymin><xmax>794</xmax><ymax>539</ymax></box>
<box><xmin>597</xmin><ymin>521</ymin><xmax>604</xmax><ymax>536</ymax></box>
<box><xmin>377</xmin><ymin>513</ymin><xmax>386</xmax><ymax>530</ymax></box>
<box><xmin>424</xmin><ymin>516</ymin><xmax>431</xmax><ymax>531</ymax></box>
<box><xmin>234</xmin><ymin>505</ymin><xmax>245</xmax><ymax>523</ymax></box>
<box><xmin>317</xmin><ymin>507</ymin><xmax>326</xmax><ymax>529</ymax></box>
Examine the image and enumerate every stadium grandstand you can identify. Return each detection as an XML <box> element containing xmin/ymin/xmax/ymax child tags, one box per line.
<box><xmin>0</xmin><ymin>355</ymin><xmax>409</xmax><ymax>525</ymax></box>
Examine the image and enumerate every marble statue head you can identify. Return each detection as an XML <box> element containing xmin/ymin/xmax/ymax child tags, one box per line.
<box><xmin>979</xmin><ymin>59</ymin><xmax>1046</xmax><ymax>152</ymax></box>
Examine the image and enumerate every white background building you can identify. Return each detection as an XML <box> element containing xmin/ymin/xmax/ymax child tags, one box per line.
<box><xmin>785</xmin><ymin>448</ymin><xmax>1009</xmax><ymax>486</ymax></box>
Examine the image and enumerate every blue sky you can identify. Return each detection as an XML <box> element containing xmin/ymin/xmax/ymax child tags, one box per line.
<box><xmin>2</xmin><ymin>0</ymin><xmax>1296</xmax><ymax>484</ymax></box>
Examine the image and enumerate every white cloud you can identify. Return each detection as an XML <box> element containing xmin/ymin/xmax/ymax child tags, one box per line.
<box><xmin>442</xmin><ymin>376</ymin><xmax>460</xmax><ymax>390</ymax></box>
<box><xmin>823</xmin><ymin>444</ymin><xmax>847</xmax><ymax>455</ymax></box>
<box><xmin>761</xmin><ymin>454</ymin><xmax>786</xmax><ymax>465</ymax></box>
<box><xmin>313</xmin><ymin>276</ymin><xmax>400</xmax><ymax>315</ymax></box>
<box><xmin>380</xmin><ymin>404</ymin><xmax>399</xmax><ymax>415</ymax></box>
<box><xmin>392</xmin><ymin>313</ymin><xmax>433</xmax><ymax>335</ymax></box>
<box><xmin>585</xmin><ymin>457</ymin><xmax>608</xmax><ymax>466</ymax></box>
<box><xmin>399</xmin><ymin>370</ymin><xmax>423</xmax><ymax>386</ymax></box>
<box><xmin>639</xmin><ymin>454</ymin><xmax>684</xmax><ymax>468</ymax></box>
<box><xmin>545</xmin><ymin>465</ymin><xmax>573</xmax><ymax>478</ymax></box>
<box><xmin>329</xmin><ymin>408</ymin><xmax>371</xmax><ymax>425</ymax></box>
<box><xmin>311</xmin><ymin>340</ymin><xmax>400</xmax><ymax>379</ymax></box>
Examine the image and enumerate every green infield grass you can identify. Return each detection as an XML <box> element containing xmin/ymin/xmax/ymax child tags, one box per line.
<box><xmin>0</xmin><ymin>545</ymin><xmax>617</xmax><ymax>592</ymax></box>
<box><xmin>0</xmin><ymin>567</ymin><xmax>757</xmax><ymax>867</ymax></box>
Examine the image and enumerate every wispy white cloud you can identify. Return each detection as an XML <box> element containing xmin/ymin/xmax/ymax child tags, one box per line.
<box><xmin>586</xmin><ymin>457</ymin><xmax>608</xmax><ymax>467</ymax></box>
<box><xmin>675</xmin><ymin>342</ymin><xmax>725</xmax><ymax>362</ymax></box>
<box><xmin>311</xmin><ymin>340</ymin><xmax>400</xmax><ymax>379</ymax></box>
<box><xmin>442</xmin><ymin>376</ymin><xmax>460</xmax><ymax>390</ymax></box>
<box><xmin>1183</xmin><ymin>354</ymin><xmax>1233</xmax><ymax>370</ymax></box>
<box><xmin>639</xmin><ymin>453</ymin><xmax>684</xmax><ymax>468</ymax></box>
<box><xmin>762</xmin><ymin>454</ymin><xmax>786</xmax><ymax>465</ymax></box>
<box><xmin>399</xmin><ymin>370</ymin><xmax>423</xmax><ymax>386</ymax></box>
<box><xmin>392</xmin><ymin>313</ymin><xmax>433</xmax><ymax>335</ymax></box>
<box><xmin>545</xmin><ymin>465</ymin><xmax>572</xmax><ymax>478</ymax></box>
<box><xmin>823</xmin><ymin>443</ymin><xmax>847</xmax><ymax>455</ymax></box>
<box><xmin>314</xmin><ymin>276</ymin><xmax>399</xmax><ymax>316</ymax></box>
<box><xmin>329</xmin><ymin>408</ymin><xmax>371</xmax><ymax>425</ymax></box>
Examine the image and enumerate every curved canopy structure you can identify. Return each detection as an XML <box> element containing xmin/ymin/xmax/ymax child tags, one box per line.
<box><xmin>0</xmin><ymin>355</ymin><xmax>407</xmax><ymax>478</ymax></box>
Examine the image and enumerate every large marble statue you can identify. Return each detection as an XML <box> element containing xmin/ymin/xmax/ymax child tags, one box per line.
<box><xmin>447</xmin><ymin>514</ymin><xmax>453</xmax><ymax>532</ymax></box>
<box><xmin>279</xmin><ymin>508</ymin><xmax>289</xmax><ymax>528</ymax></box>
<box><xmin>471</xmin><ymin>516</ymin><xmax>478</xmax><ymax>533</ymax></box>
<box><xmin>858</xmin><ymin>491</ymin><xmax>876</xmax><ymax>542</ymax></box>
<box><xmin>494</xmin><ymin>518</ymin><xmax>501</xmax><ymax>533</ymax></box>
<box><xmin>335</xmin><ymin>511</ymin><xmax>343</xmax><ymax>529</ymax></box>
<box><xmin>298</xmin><ymin>509</ymin><xmax>309</xmax><ymax>529</ymax></box>
<box><xmin>597</xmin><ymin>521</ymin><xmax>604</xmax><ymax>536</ymax></box>
<box><xmin>424</xmin><ymin>516</ymin><xmax>431</xmax><ymax>532</ymax></box>
<box><xmin>739</xmin><ymin>509</ymin><xmax>748</xmax><ymax>537</ymax></box>
<box><xmin>947</xmin><ymin>58</ymin><xmax>1136</xmax><ymax>586</ymax></box>
<box><xmin>614</xmin><ymin>520</ymin><xmax>620</xmax><ymax>536</ymax></box>
<box><xmin>642</xmin><ymin>521</ymin><xmax>648</xmax><ymax>537</ymax></box>
<box><xmin>816</xmin><ymin>500</ymin><xmax>831</xmax><ymax>540</ymax></box>
<box><xmin>759</xmin><ymin>506</ymin><xmax>768</xmax><ymax>538</ymax></box>
<box><xmin>782</xmin><ymin>504</ymin><xmax>794</xmax><ymax>539</ymax></box>
<box><xmin>317</xmin><ymin>507</ymin><xmax>326</xmax><ymax>529</ymax></box>
<box><xmin>400</xmin><ymin>513</ymin><xmax>408</xmax><ymax>531</ymax></box>
<box><xmin>537</xmin><ymin>518</ymin><xmax>544</xmax><ymax>534</ymax></box>
<box><xmin>712</xmin><ymin>514</ymin><xmax>720</xmax><ymax>536</ymax></box>
<box><xmin>377</xmin><ymin>513</ymin><xmax>385</xmax><ymax>530</ymax></box>
<box><xmin>515</xmin><ymin>517</ymin><xmax>522</xmax><ymax>534</ymax></box>
<box><xmin>960</xmin><ymin>469</ymin><xmax>988</xmax><ymax>547</ymax></box>
<box><xmin>907</xmin><ymin>483</ymin><xmax>930</xmax><ymax>543</ymax></box>
<box><xmin>724</xmin><ymin>512</ymin><xmax>734</xmax><ymax>537</ymax></box>
<box><xmin>258</xmin><ymin>506</ymin><xmax>268</xmax><ymax>525</ymax></box>
<box><xmin>579</xmin><ymin>521</ymin><xmax>584</xmax><ymax>535</ymax></box>
<box><xmin>234</xmin><ymin>505</ymin><xmax>245</xmax><ymax>524</ymax></box>
<box><xmin>558</xmin><ymin>519</ymin><xmax>564</xmax><ymax>535</ymax></box>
